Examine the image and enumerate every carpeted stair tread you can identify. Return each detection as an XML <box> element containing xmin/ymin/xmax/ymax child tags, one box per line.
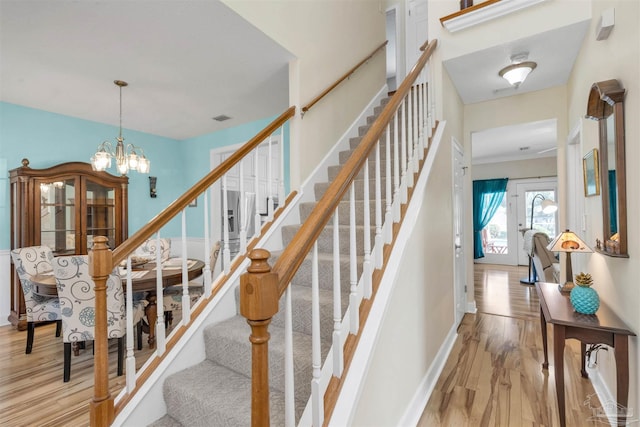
<box><xmin>282</xmin><ymin>223</ymin><xmax>375</xmax><ymax>254</ymax></box>
<box><xmin>314</xmin><ymin>178</ymin><xmax>388</xmax><ymax>201</ymax></box>
<box><xmin>149</xmin><ymin>414</ymin><xmax>183</xmax><ymax>427</ymax></box>
<box><xmin>269</xmin><ymin>250</ymin><xmax>362</xmax><ymax>290</ymax></box>
<box><xmin>271</xmin><ymin>284</ymin><xmax>349</xmax><ymax>341</ymax></box>
<box><xmin>162</xmin><ymin>359</ymin><xmax>302</xmax><ymax>427</ymax></box>
<box><xmin>203</xmin><ymin>315</ymin><xmax>328</xmax><ymax>401</ymax></box>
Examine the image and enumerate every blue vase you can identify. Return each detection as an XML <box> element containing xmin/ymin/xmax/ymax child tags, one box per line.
<box><xmin>570</xmin><ymin>285</ymin><xmax>600</xmax><ymax>314</ymax></box>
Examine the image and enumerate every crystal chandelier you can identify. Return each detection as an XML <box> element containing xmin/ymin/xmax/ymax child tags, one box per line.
<box><xmin>91</xmin><ymin>80</ymin><xmax>150</xmax><ymax>175</ymax></box>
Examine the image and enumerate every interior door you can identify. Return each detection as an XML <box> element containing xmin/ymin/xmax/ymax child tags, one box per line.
<box><xmin>452</xmin><ymin>140</ymin><xmax>466</xmax><ymax>325</ymax></box>
<box><xmin>406</xmin><ymin>0</ymin><xmax>428</xmax><ymax>81</ymax></box>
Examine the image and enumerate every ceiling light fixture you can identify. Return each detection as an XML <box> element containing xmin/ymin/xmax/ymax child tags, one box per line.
<box><xmin>499</xmin><ymin>53</ymin><xmax>537</xmax><ymax>88</ymax></box>
<box><xmin>91</xmin><ymin>80</ymin><xmax>150</xmax><ymax>175</ymax></box>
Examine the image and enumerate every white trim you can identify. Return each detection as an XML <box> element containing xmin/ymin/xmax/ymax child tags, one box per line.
<box><xmin>330</xmin><ymin>122</ymin><xmax>446</xmax><ymax>426</ymax></box>
<box><xmin>398</xmin><ymin>323</ymin><xmax>458</xmax><ymax>426</ymax></box>
<box><xmin>585</xmin><ymin>355</ymin><xmax>618</xmax><ymax>427</ymax></box>
<box><xmin>441</xmin><ymin>0</ymin><xmax>547</xmax><ymax>33</ymax></box>
<box><xmin>466</xmin><ymin>300</ymin><xmax>478</xmax><ymax>313</ymax></box>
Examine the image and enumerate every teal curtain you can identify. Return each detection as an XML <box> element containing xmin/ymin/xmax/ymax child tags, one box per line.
<box><xmin>473</xmin><ymin>178</ymin><xmax>508</xmax><ymax>259</ymax></box>
<box><xmin>609</xmin><ymin>170</ymin><xmax>617</xmax><ymax>234</ymax></box>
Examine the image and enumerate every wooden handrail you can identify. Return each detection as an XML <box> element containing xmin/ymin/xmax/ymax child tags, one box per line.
<box><xmin>242</xmin><ymin>39</ymin><xmax>436</xmax><ymax>426</ymax></box>
<box><xmin>273</xmin><ymin>40</ymin><xmax>436</xmax><ymax>294</ymax></box>
<box><xmin>439</xmin><ymin>0</ymin><xmax>501</xmax><ymax>25</ymax></box>
<box><xmin>301</xmin><ymin>41</ymin><xmax>388</xmax><ymax>115</ymax></box>
<box><xmin>111</xmin><ymin>106</ymin><xmax>295</xmax><ymax>266</ymax></box>
<box><xmin>89</xmin><ymin>105</ymin><xmax>295</xmax><ymax>426</ymax></box>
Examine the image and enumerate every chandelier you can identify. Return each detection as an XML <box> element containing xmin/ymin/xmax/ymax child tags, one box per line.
<box><xmin>91</xmin><ymin>80</ymin><xmax>150</xmax><ymax>175</ymax></box>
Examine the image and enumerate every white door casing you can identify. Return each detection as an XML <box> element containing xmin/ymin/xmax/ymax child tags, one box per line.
<box><xmin>452</xmin><ymin>139</ymin><xmax>466</xmax><ymax>323</ymax></box>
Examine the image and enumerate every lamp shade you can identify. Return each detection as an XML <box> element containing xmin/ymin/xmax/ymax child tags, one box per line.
<box><xmin>547</xmin><ymin>229</ymin><xmax>593</xmax><ymax>253</ymax></box>
<box><xmin>499</xmin><ymin>61</ymin><xmax>537</xmax><ymax>87</ymax></box>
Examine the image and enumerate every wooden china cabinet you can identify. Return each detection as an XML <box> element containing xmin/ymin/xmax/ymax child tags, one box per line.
<box><xmin>8</xmin><ymin>159</ymin><xmax>128</xmax><ymax>329</ymax></box>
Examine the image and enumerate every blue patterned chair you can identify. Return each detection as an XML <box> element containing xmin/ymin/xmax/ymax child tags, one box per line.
<box><xmin>133</xmin><ymin>237</ymin><xmax>172</xmax><ymax>263</ymax></box>
<box><xmin>52</xmin><ymin>255</ymin><xmax>145</xmax><ymax>382</ymax></box>
<box><xmin>10</xmin><ymin>246</ymin><xmax>62</xmax><ymax>354</ymax></box>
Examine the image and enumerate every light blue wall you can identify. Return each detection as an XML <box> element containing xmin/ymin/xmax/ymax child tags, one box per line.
<box><xmin>0</xmin><ymin>102</ymin><xmax>289</xmax><ymax>249</ymax></box>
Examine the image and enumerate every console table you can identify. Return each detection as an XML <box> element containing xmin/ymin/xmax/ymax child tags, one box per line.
<box><xmin>535</xmin><ymin>282</ymin><xmax>636</xmax><ymax>427</ymax></box>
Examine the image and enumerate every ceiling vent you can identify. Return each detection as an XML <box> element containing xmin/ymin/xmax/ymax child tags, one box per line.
<box><xmin>212</xmin><ymin>114</ymin><xmax>232</xmax><ymax>122</ymax></box>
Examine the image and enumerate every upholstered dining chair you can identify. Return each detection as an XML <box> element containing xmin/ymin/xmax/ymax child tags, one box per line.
<box><xmin>162</xmin><ymin>240</ymin><xmax>221</xmax><ymax>327</ymax></box>
<box><xmin>10</xmin><ymin>246</ymin><xmax>62</xmax><ymax>354</ymax></box>
<box><xmin>133</xmin><ymin>237</ymin><xmax>172</xmax><ymax>263</ymax></box>
<box><xmin>52</xmin><ymin>254</ymin><xmax>145</xmax><ymax>382</ymax></box>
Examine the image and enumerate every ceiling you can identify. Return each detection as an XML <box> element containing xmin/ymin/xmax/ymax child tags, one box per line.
<box><xmin>1</xmin><ymin>1</ymin><xmax>590</xmax><ymax>163</ymax></box>
<box><xmin>0</xmin><ymin>1</ymin><xmax>293</xmax><ymax>141</ymax></box>
<box><xmin>443</xmin><ymin>20</ymin><xmax>590</xmax><ymax>164</ymax></box>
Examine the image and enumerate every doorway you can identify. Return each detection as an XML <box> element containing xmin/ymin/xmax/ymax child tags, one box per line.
<box><xmin>476</xmin><ymin>177</ymin><xmax>558</xmax><ymax>266</ymax></box>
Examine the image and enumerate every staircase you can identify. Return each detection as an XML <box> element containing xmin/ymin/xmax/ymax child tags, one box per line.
<box><xmin>150</xmin><ymin>97</ymin><xmax>394</xmax><ymax>426</ymax></box>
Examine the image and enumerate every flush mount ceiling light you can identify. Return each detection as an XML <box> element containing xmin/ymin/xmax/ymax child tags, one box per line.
<box><xmin>499</xmin><ymin>53</ymin><xmax>537</xmax><ymax>88</ymax></box>
<box><xmin>91</xmin><ymin>80</ymin><xmax>150</xmax><ymax>175</ymax></box>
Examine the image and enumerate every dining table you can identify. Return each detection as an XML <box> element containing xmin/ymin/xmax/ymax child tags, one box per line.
<box><xmin>31</xmin><ymin>258</ymin><xmax>205</xmax><ymax>349</ymax></box>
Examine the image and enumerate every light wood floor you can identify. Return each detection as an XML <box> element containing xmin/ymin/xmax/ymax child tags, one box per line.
<box><xmin>418</xmin><ymin>263</ymin><xmax>601</xmax><ymax>427</ymax></box>
<box><xmin>0</xmin><ymin>264</ymin><xmax>601</xmax><ymax>426</ymax></box>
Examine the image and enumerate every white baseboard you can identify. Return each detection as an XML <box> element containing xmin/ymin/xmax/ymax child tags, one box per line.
<box><xmin>398</xmin><ymin>323</ymin><xmax>459</xmax><ymax>426</ymax></box>
<box><xmin>466</xmin><ymin>300</ymin><xmax>477</xmax><ymax>313</ymax></box>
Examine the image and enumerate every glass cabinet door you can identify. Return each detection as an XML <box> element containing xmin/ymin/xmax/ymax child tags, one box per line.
<box><xmin>85</xmin><ymin>178</ymin><xmax>117</xmax><ymax>250</ymax></box>
<box><xmin>39</xmin><ymin>178</ymin><xmax>77</xmax><ymax>255</ymax></box>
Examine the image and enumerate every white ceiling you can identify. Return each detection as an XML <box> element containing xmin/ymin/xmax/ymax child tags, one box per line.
<box><xmin>1</xmin><ymin>1</ymin><xmax>590</xmax><ymax>164</ymax></box>
<box><xmin>0</xmin><ymin>1</ymin><xmax>293</xmax><ymax>141</ymax></box>
<box><xmin>443</xmin><ymin>20</ymin><xmax>590</xmax><ymax>164</ymax></box>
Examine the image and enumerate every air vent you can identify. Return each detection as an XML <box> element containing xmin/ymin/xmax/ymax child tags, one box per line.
<box><xmin>519</xmin><ymin>146</ymin><xmax>530</xmax><ymax>151</ymax></box>
<box><xmin>212</xmin><ymin>115</ymin><xmax>232</xmax><ymax>122</ymax></box>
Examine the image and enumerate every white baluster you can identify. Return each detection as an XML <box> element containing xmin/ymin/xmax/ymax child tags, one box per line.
<box><xmin>203</xmin><ymin>190</ymin><xmax>212</xmax><ymax>297</ymax></box>
<box><xmin>239</xmin><ymin>158</ymin><xmax>247</xmax><ymax>255</ymax></box>
<box><xmin>393</xmin><ymin>106</ymin><xmax>401</xmax><ymax>222</ymax></box>
<box><xmin>125</xmin><ymin>256</ymin><xmax>136</xmax><ymax>392</ymax></box>
<box><xmin>284</xmin><ymin>285</ymin><xmax>295</xmax><ymax>427</ymax></box>
<box><xmin>311</xmin><ymin>242</ymin><xmax>324</xmax><ymax>427</ymax></box>
<box><xmin>362</xmin><ymin>158</ymin><xmax>371</xmax><ymax>299</ymax></box>
<box><xmin>222</xmin><ymin>175</ymin><xmax>231</xmax><ymax>273</ymax></box>
<box><xmin>254</xmin><ymin>148</ymin><xmax>261</xmax><ymax>239</ymax></box>
<box><xmin>349</xmin><ymin>183</ymin><xmax>359</xmax><ymax>334</ymax></box>
<box><xmin>374</xmin><ymin>140</ymin><xmax>383</xmax><ymax>269</ymax></box>
<box><xmin>412</xmin><ymin>86</ymin><xmax>419</xmax><ymax>176</ymax></box>
<box><xmin>332</xmin><ymin>211</ymin><xmax>343</xmax><ymax>377</ymax></box>
<box><xmin>267</xmin><ymin>135</ymin><xmax>274</xmax><ymax>221</ymax></box>
<box><xmin>181</xmin><ymin>210</ymin><xmax>191</xmax><ymax>323</ymax></box>
<box><xmin>385</xmin><ymin>122</ymin><xmax>393</xmax><ymax>243</ymax></box>
<box><xmin>278</xmin><ymin>126</ymin><xmax>286</xmax><ymax>205</ymax></box>
<box><xmin>155</xmin><ymin>233</ymin><xmax>166</xmax><ymax>355</ymax></box>
<box><xmin>418</xmin><ymin>80</ymin><xmax>424</xmax><ymax>158</ymax></box>
<box><xmin>407</xmin><ymin>87</ymin><xmax>414</xmax><ymax>188</ymax></box>
<box><xmin>400</xmin><ymin>98</ymin><xmax>408</xmax><ymax>204</ymax></box>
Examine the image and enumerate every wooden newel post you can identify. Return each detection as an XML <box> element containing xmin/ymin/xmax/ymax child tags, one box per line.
<box><xmin>88</xmin><ymin>236</ymin><xmax>115</xmax><ymax>426</ymax></box>
<box><xmin>240</xmin><ymin>249</ymin><xmax>279</xmax><ymax>427</ymax></box>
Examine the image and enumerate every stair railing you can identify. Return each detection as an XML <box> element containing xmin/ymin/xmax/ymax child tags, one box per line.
<box><xmin>301</xmin><ymin>41</ymin><xmax>388</xmax><ymax>117</ymax></box>
<box><xmin>89</xmin><ymin>107</ymin><xmax>295</xmax><ymax>426</ymax></box>
<box><xmin>242</xmin><ymin>39</ymin><xmax>437</xmax><ymax>426</ymax></box>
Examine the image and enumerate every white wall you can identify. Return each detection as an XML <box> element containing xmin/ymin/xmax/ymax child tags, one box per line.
<box><xmin>566</xmin><ymin>0</ymin><xmax>640</xmax><ymax>412</ymax></box>
<box><xmin>222</xmin><ymin>0</ymin><xmax>387</xmax><ymax>189</ymax></box>
<box><xmin>350</xmin><ymin>125</ymin><xmax>454</xmax><ymax>426</ymax></box>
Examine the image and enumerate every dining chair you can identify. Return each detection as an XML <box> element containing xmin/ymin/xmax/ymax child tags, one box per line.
<box><xmin>52</xmin><ymin>254</ymin><xmax>144</xmax><ymax>382</ymax></box>
<box><xmin>133</xmin><ymin>237</ymin><xmax>172</xmax><ymax>263</ymax></box>
<box><xmin>162</xmin><ymin>240</ymin><xmax>220</xmax><ymax>327</ymax></box>
<box><xmin>10</xmin><ymin>246</ymin><xmax>62</xmax><ymax>354</ymax></box>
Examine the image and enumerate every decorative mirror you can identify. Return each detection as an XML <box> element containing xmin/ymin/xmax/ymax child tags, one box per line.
<box><xmin>585</xmin><ymin>79</ymin><xmax>627</xmax><ymax>257</ymax></box>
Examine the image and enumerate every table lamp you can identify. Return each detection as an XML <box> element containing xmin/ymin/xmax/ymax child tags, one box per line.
<box><xmin>547</xmin><ymin>229</ymin><xmax>593</xmax><ymax>293</ymax></box>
